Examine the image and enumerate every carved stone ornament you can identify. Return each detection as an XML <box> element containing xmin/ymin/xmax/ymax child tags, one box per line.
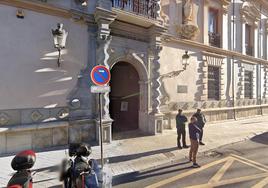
<box><xmin>176</xmin><ymin>24</ymin><xmax>199</xmax><ymax>40</ymax></box>
<box><xmin>240</xmin><ymin>1</ymin><xmax>260</xmax><ymax>26</ymax></box>
<box><xmin>183</xmin><ymin>0</ymin><xmax>193</xmax><ymax>24</ymax></box>
<box><xmin>31</xmin><ymin>110</ymin><xmax>43</xmax><ymax>122</ymax></box>
<box><xmin>0</xmin><ymin>113</ymin><xmax>10</xmax><ymax>126</ymax></box>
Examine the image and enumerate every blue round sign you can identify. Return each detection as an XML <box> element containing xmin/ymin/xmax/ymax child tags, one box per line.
<box><xmin>90</xmin><ymin>65</ymin><xmax>111</xmax><ymax>86</ymax></box>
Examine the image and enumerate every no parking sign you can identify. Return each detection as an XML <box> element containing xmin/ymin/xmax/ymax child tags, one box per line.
<box><xmin>90</xmin><ymin>65</ymin><xmax>111</xmax><ymax>86</ymax></box>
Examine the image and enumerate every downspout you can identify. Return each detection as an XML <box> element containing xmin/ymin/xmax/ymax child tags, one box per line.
<box><xmin>232</xmin><ymin>0</ymin><xmax>236</xmax><ymax>120</ymax></box>
<box><xmin>259</xmin><ymin>4</ymin><xmax>263</xmax><ymax>115</ymax></box>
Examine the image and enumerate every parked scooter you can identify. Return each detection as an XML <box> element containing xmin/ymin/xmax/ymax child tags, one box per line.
<box><xmin>7</xmin><ymin>150</ymin><xmax>36</xmax><ymax>188</ymax></box>
<box><xmin>60</xmin><ymin>143</ymin><xmax>100</xmax><ymax>188</ymax></box>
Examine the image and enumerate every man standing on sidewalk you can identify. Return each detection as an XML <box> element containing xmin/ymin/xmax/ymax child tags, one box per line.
<box><xmin>193</xmin><ymin>109</ymin><xmax>206</xmax><ymax>145</ymax></box>
<box><xmin>176</xmin><ymin>109</ymin><xmax>189</xmax><ymax>149</ymax></box>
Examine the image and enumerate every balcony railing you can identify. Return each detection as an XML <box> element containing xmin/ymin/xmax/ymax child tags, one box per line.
<box><xmin>112</xmin><ymin>0</ymin><xmax>157</xmax><ymax>19</ymax></box>
<box><xmin>245</xmin><ymin>45</ymin><xmax>253</xmax><ymax>56</ymax></box>
<box><xmin>208</xmin><ymin>32</ymin><xmax>221</xmax><ymax>48</ymax></box>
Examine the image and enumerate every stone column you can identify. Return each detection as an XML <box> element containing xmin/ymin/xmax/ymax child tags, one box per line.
<box><xmin>203</xmin><ymin>0</ymin><xmax>209</xmax><ymax>45</ymax></box>
<box><xmin>265</xmin><ymin>20</ymin><xmax>268</xmax><ymax>60</ymax></box>
<box><xmin>222</xmin><ymin>12</ymin><xmax>229</xmax><ymax>50</ymax></box>
<box><xmin>242</xmin><ymin>22</ymin><xmax>246</xmax><ymax>54</ymax></box>
<box><xmin>138</xmin><ymin>80</ymin><xmax>150</xmax><ymax>132</ymax></box>
<box><xmin>150</xmin><ymin>46</ymin><xmax>162</xmax><ymax>115</ymax></box>
<box><xmin>148</xmin><ymin>25</ymin><xmax>167</xmax><ymax>135</ymax></box>
<box><xmin>95</xmin><ymin>8</ymin><xmax>116</xmax><ymax>121</ymax></box>
<box><xmin>94</xmin><ymin>8</ymin><xmax>116</xmax><ymax>143</ymax></box>
<box><xmin>254</xmin><ymin>23</ymin><xmax>258</xmax><ymax>58</ymax></box>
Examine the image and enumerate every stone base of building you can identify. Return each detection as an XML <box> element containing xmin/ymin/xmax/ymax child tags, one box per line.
<box><xmin>164</xmin><ymin>105</ymin><xmax>268</xmax><ymax>129</ymax></box>
<box><xmin>0</xmin><ymin>119</ymin><xmax>97</xmax><ymax>155</ymax></box>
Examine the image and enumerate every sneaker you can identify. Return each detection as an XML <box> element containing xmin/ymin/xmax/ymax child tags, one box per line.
<box><xmin>199</xmin><ymin>142</ymin><xmax>205</xmax><ymax>145</ymax></box>
<box><xmin>183</xmin><ymin>145</ymin><xmax>189</xmax><ymax>149</ymax></box>
<box><xmin>192</xmin><ymin>163</ymin><xmax>200</xmax><ymax>168</ymax></box>
<box><xmin>178</xmin><ymin>146</ymin><xmax>182</xmax><ymax>150</ymax></box>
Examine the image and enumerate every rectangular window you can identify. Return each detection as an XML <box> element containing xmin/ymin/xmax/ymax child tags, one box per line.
<box><xmin>208</xmin><ymin>8</ymin><xmax>221</xmax><ymax>47</ymax></box>
<box><xmin>244</xmin><ymin>70</ymin><xmax>253</xmax><ymax>99</ymax></box>
<box><xmin>208</xmin><ymin>8</ymin><xmax>218</xmax><ymax>33</ymax></box>
<box><xmin>245</xmin><ymin>24</ymin><xmax>253</xmax><ymax>56</ymax></box>
<box><xmin>208</xmin><ymin>66</ymin><xmax>220</xmax><ymax>100</ymax></box>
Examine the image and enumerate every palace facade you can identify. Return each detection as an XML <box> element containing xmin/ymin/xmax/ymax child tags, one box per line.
<box><xmin>0</xmin><ymin>0</ymin><xmax>268</xmax><ymax>154</ymax></box>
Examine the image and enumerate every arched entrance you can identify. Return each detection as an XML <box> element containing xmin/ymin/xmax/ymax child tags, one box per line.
<box><xmin>109</xmin><ymin>62</ymin><xmax>140</xmax><ymax>132</ymax></box>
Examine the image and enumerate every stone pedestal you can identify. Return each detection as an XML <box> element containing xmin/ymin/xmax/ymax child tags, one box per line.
<box><xmin>95</xmin><ymin>119</ymin><xmax>113</xmax><ymax>144</ymax></box>
<box><xmin>148</xmin><ymin>114</ymin><xmax>164</xmax><ymax>135</ymax></box>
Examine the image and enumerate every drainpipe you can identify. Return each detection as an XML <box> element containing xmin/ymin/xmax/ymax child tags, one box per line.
<box><xmin>260</xmin><ymin>4</ymin><xmax>263</xmax><ymax>115</ymax></box>
<box><xmin>232</xmin><ymin>0</ymin><xmax>236</xmax><ymax>120</ymax></box>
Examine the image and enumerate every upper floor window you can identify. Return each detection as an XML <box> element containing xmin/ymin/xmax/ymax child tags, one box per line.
<box><xmin>245</xmin><ymin>24</ymin><xmax>254</xmax><ymax>56</ymax></box>
<box><xmin>208</xmin><ymin>8</ymin><xmax>221</xmax><ymax>48</ymax></box>
<box><xmin>208</xmin><ymin>66</ymin><xmax>220</xmax><ymax>100</ymax></box>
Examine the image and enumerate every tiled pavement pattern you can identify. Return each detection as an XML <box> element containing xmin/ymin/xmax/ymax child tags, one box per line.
<box><xmin>0</xmin><ymin>116</ymin><xmax>268</xmax><ymax>187</ymax></box>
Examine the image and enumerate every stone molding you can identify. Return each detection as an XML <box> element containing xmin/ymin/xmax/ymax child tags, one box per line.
<box><xmin>162</xmin><ymin>35</ymin><xmax>268</xmax><ymax>66</ymax></box>
<box><xmin>237</xmin><ymin>62</ymin><xmax>245</xmax><ymax>99</ymax></box>
<box><xmin>0</xmin><ymin>107</ymin><xmax>69</xmax><ymax>127</ymax></box>
<box><xmin>240</xmin><ymin>1</ymin><xmax>261</xmax><ymax>27</ymax></box>
<box><xmin>263</xmin><ymin>65</ymin><xmax>268</xmax><ymax>98</ymax></box>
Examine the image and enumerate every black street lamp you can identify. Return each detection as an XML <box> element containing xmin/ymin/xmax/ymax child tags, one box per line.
<box><xmin>182</xmin><ymin>51</ymin><xmax>190</xmax><ymax>70</ymax></box>
<box><xmin>52</xmin><ymin>23</ymin><xmax>68</xmax><ymax>67</ymax></box>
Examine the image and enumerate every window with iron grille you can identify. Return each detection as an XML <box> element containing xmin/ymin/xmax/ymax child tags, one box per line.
<box><xmin>244</xmin><ymin>70</ymin><xmax>253</xmax><ymax>99</ymax></box>
<box><xmin>208</xmin><ymin>66</ymin><xmax>220</xmax><ymax>100</ymax></box>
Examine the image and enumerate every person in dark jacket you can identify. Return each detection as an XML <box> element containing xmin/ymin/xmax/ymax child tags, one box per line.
<box><xmin>193</xmin><ymin>109</ymin><xmax>206</xmax><ymax>145</ymax></box>
<box><xmin>188</xmin><ymin>116</ymin><xmax>202</xmax><ymax>168</ymax></box>
<box><xmin>176</xmin><ymin>109</ymin><xmax>189</xmax><ymax>149</ymax></box>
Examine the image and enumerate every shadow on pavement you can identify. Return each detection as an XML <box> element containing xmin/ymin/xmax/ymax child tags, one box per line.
<box><xmin>108</xmin><ymin>147</ymin><xmax>178</xmax><ymax>163</ymax></box>
<box><xmin>112</xmin><ymin>160</ymin><xmax>192</xmax><ymax>186</ymax></box>
<box><xmin>112</xmin><ymin>130</ymin><xmax>151</xmax><ymax>140</ymax></box>
<box><xmin>250</xmin><ymin>132</ymin><xmax>268</xmax><ymax>145</ymax></box>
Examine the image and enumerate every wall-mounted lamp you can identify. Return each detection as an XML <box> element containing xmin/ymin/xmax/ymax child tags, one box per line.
<box><xmin>182</xmin><ymin>51</ymin><xmax>190</xmax><ymax>70</ymax></box>
<box><xmin>52</xmin><ymin>23</ymin><xmax>68</xmax><ymax>67</ymax></box>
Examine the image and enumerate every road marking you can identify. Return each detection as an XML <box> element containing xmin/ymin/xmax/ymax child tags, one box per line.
<box><xmin>252</xmin><ymin>177</ymin><xmax>268</xmax><ymax>188</ymax></box>
<box><xmin>230</xmin><ymin>154</ymin><xmax>268</xmax><ymax>171</ymax></box>
<box><xmin>185</xmin><ymin>172</ymin><xmax>268</xmax><ymax>188</ymax></box>
<box><xmin>208</xmin><ymin>158</ymin><xmax>234</xmax><ymax>183</ymax></box>
<box><xmin>145</xmin><ymin>157</ymin><xmax>232</xmax><ymax>188</ymax></box>
<box><xmin>146</xmin><ymin>155</ymin><xmax>268</xmax><ymax>188</ymax></box>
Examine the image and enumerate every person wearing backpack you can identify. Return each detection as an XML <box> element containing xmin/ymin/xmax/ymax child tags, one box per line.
<box><xmin>193</xmin><ymin>109</ymin><xmax>206</xmax><ymax>145</ymax></box>
<box><xmin>188</xmin><ymin>116</ymin><xmax>202</xmax><ymax>168</ymax></box>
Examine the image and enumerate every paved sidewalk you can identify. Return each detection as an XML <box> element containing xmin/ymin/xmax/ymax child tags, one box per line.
<box><xmin>0</xmin><ymin>116</ymin><xmax>268</xmax><ymax>187</ymax></box>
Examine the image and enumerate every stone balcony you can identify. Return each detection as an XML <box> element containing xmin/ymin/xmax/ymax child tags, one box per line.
<box><xmin>209</xmin><ymin>32</ymin><xmax>221</xmax><ymax>48</ymax></box>
<box><xmin>111</xmin><ymin>0</ymin><xmax>159</xmax><ymax>27</ymax></box>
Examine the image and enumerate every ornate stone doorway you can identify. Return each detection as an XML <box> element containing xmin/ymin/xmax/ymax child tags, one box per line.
<box><xmin>109</xmin><ymin>62</ymin><xmax>140</xmax><ymax>133</ymax></box>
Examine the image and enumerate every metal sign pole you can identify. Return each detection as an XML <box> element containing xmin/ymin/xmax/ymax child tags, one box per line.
<box><xmin>99</xmin><ymin>93</ymin><xmax>104</xmax><ymax>169</ymax></box>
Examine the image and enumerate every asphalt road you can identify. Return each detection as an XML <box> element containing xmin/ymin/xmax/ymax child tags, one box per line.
<box><xmin>113</xmin><ymin>132</ymin><xmax>268</xmax><ymax>188</ymax></box>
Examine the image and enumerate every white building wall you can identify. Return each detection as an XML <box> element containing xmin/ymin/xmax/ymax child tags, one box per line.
<box><xmin>0</xmin><ymin>5</ymin><xmax>88</xmax><ymax>110</ymax></box>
